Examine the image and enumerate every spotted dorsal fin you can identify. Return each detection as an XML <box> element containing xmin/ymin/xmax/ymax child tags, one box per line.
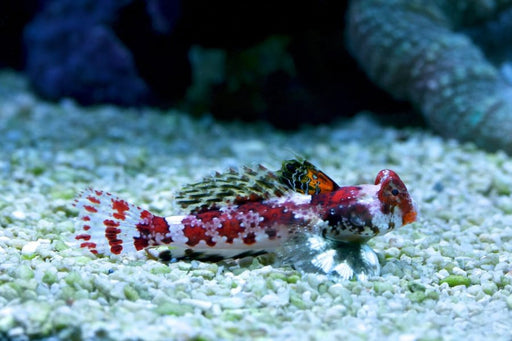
<box><xmin>176</xmin><ymin>165</ymin><xmax>292</xmax><ymax>213</ymax></box>
<box><xmin>278</xmin><ymin>159</ymin><xmax>339</xmax><ymax>195</ymax></box>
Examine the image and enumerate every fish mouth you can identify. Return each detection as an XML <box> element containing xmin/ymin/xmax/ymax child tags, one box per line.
<box><xmin>402</xmin><ymin>200</ymin><xmax>418</xmax><ymax>225</ymax></box>
<box><xmin>403</xmin><ymin>210</ymin><xmax>417</xmax><ymax>225</ymax></box>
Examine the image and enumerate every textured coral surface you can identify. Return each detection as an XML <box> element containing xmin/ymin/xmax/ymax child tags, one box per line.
<box><xmin>347</xmin><ymin>0</ymin><xmax>512</xmax><ymax>153</ymax></box>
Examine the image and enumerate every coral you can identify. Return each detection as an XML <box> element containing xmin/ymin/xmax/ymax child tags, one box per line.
<box><xmin>23</xmin><ymin>0</ymin><xmax>183</xmax><ymax>106</ymax></box>
<box><xmin>347</xmin><ymin>0</ymin><xmax>512</xmax><ymax>153</ymax></box>
<box><xmin>24</xmin><ymin>0</ymin><xmax>149</xmax><ymax>105</ymax></box>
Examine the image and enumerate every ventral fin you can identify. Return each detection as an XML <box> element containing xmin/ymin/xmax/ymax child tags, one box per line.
<box><xmin>278</xmin><ymin>159</ymin><xmax>340</xmax><ymax>195</ymax></box>
<box><xmin>176</xmin><ymin>165</ymin><xmax>292</xmax><ymax>214</ymax></box>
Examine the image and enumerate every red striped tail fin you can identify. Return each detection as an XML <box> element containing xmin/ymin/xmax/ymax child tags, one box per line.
<box><xmin>73</xmin><ymin>188</ymin><xmax>149</xmax><ymax>256</ymax></box>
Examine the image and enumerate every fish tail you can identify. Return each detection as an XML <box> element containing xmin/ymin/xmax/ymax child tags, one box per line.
<box><xmin>73</xmin><ymin>188</ymin><xmax>156</xmax><ymax>256</ymax></box>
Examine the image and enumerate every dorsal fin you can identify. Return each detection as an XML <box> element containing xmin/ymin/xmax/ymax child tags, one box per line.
<box><xmin>176</xmin><ymin>165</ymin><xmax>292</xmax><ymax>213</ymax></box>
<box><xmin>278</xmin><ymin>159</ymin><xmax>340</xmax><ymax>195</ymax></box>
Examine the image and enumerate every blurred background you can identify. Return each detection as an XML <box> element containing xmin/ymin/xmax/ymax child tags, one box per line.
<box><xmin>0</xmin><ymin>0</ymin><xmax>414</xmax><ymax>129</ymax></box>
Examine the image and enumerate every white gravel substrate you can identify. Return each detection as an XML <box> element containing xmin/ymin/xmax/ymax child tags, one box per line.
<box><xmin>0</xmin><ymin>71</ymin><xmax>511</xmax><ymax>340</ymax></box>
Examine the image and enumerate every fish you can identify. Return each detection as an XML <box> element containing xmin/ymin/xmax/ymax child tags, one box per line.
<box><xmin>73</xmin><ymin>159</ymin><xmax>417</xmax><ymax>279</ymax></box>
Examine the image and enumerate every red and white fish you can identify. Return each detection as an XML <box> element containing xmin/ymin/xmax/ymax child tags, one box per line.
<box><xmin>73</xmin><ymin>160</ymin><xmax>417</xmax><ymax>277</ymax></box>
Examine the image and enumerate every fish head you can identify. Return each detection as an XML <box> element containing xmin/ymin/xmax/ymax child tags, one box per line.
<box><xmin>375</xmin><ymin>169</ymin><xmax>417</xmax><ymax>226</ymax></box>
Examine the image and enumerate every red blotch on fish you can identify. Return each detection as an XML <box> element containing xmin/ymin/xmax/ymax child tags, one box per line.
<box><xmin>84</xmin><ymin>205</ymin><xmax>97</xmax><ymax>213</ymax></box>
<box><xmin>80</xmin><ymin>242</ymin><xmax>97</xmax><ymax>250</ymax></box>
<box><xmin>111</xmin><ymin>244</ymin><xmax>123</xmax><ymax>255</ymax></box>
<box><xmin>133</xmin><ymin>237</ymin><xmax>149</xmax><ymax>251</ymax></box>
<box><xmin>104</xmin><ymin>219</ymin><xmax>120</xmax><ymax>228</ymax></box>
<box><xmin>243</xmin><ymin>232</ymin><xmax>256</xmax><ymax>245</ymax></box>
<box><xmin>112</xmin><ymin>199</ymin><xmax>130</xmax><ymax>220</ymax></box>
<box><xmin>75</xmin><ymin>234</ymin><xmax>91</xmax><ymax>241</ymax></box>
<box><xmin>134</xmin><ymin>210</ymin><xmax>173</xmax><ymax>249</ymax></box>
<box><xmin>104</xmin><ymin>219</ymin><xmax>123</xmax><ymax>254</ymax></box>
<box><xmin>182</xmin><ymin>215</ymin><xmax>216</xmax><ymax>247</ymax></box>
<box><xmin>87</xmin><ymin>196</ymin><xmax>101</xmax><ymax>204</ymax></box>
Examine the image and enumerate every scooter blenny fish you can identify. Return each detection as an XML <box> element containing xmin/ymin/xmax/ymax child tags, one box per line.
<box><xmin>73</xmin><ymin>159</ymin><xmax>417</xmax><ymax>280</ymax></box>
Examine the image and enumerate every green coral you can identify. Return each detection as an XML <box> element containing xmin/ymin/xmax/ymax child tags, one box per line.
<box><xmin>347</xmin><ymin>0</ymin><xmax>512</xmax><ymax>153</ymax></box>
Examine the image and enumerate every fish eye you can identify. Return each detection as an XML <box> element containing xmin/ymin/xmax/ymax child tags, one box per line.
<box><xmin>391</xmin><ymin>189</ymin><xmax>399</xmax><ymax>196</ymax></box>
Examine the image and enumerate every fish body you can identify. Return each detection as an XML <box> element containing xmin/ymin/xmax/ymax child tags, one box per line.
<box><xmin>74</xmin><ymin>161</ymin><xmax>417</xmax><ymax>266</ymax></box>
